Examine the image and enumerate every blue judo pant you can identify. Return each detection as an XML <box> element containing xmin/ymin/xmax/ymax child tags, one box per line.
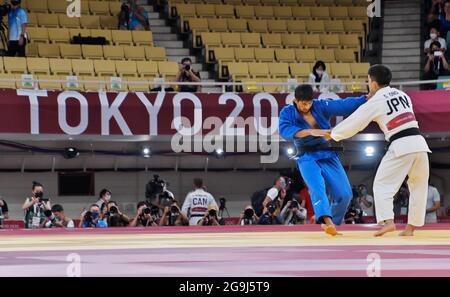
<box><xmin>298</xmin><ymin>155</ymin><xmax>353</xmax><ymax>225</ymax></box>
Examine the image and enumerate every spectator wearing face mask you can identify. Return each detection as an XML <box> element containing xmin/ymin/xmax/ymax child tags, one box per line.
<box><xmin>424</xmin><ymin>26</ymin><xmax>447</xmax><ymax>54</ymax></box>
<box><xmin>308</xmin><ymin>60</ymin><xmax>331</xmax><ymax>93</ymax></box>
<box><xmin>261</xmin><ymin>176</ymin><xmax>288</xmax><ymax>214</ymax></box>
<box><xmin>423</xmin><ymin>40</ymin><xmax>449</xmax><ymax>89</ymax></box>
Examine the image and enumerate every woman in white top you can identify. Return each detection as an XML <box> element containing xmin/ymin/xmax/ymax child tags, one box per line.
<box><xmin>308</xmin><ymin>60</ymin><xmax>331</xmax><ymax>92</ymax></box>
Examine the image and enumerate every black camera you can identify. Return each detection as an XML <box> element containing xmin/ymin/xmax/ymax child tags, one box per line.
<box><xmin>44</xmin><ymin>210</ymin><xmax>56</xmax><ymax>224</ymax></box>
<box><xmin>0</xmin><ymin>3</ymin><xmax>11</xmax><ymax>17</ymax></box>
<box><xmin>170</xmin><ymin>205</ymin><xmax>180</xmax><ymax>214</ymax></box>
<box><xmin>109</xmin><ymin>206</ymin><xmax>119</xmax><ymax>215</ymax></box>
<box><xmin>84</xmin><ymin>211</ymin><xmax>93</xmax><ymax>223</ymax></box>
<box><xmin>289</xmin><ymin>200</ymin><xmax>300</xmax><ymax>209</ymax></box>
<box><xmin>35</xmin><ymin>191</ymin><xmax>49</xmax><ymax>203</ymax></box>
<box><xmin>219</xmin><ymin>197</ymin><xmax>226</xmax><ymax>210</ymax></box>
<box><xmin>244</xmin><ymin>208</ymin><xmax>255</xmax><ymax>219</ymax></box>
<box><xmin>208</xmin><ymin>209</ymin><xmax>217</xmax><ymax>217</ymax></box>
<box><xmin>267</xmin><ymin>203</ymin><xmax>276</xmax><ymax>215</ymax></box>
<box><xmin>145</xmin><ymin>175</ymin><xmax>166</xmax><ymax>199</ymax></box>
<box><xmin>142</xmin><ymin>207</ymin><xmax>152</xmax><ymax>215</ymax></box>
<box><xmin>184</xmin><ymin>64</ymin><xmax>191</xmax><ymax>71</ymax></box>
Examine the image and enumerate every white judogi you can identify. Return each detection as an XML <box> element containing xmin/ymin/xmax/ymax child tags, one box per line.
<box><xmin>331</xmin><ymin>86</ymin><xmax>431</xmax><ymax>226</ymax></box>
<box><xmin>181</xmin><ymin>188</ymin><xmax>218</xmax><ymax>225</ymax></box>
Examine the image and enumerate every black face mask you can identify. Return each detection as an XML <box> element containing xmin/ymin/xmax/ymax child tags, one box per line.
<box><xmin>11</xmin><ymin>0</ymin><xmax>20</xmax><ymax>6</ymax></box>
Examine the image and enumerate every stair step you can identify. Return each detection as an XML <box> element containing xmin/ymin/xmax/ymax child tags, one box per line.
<box><xmin>383</xmin><ymin>28</ymin><xmax>420</xmax><ymax>35</ymax></box>
<box><xmin>154</xmin><ymin>40</ymin><xmax>184</xmax><ymax>48</ymax></box>
<box><xmin>200</xmin><ymin>71</ymin><xmax>210</xmax><ymax>79</ymax></box>
<box><xmin>167</xmin><ymin>55</ymin><xmax>197</xmax><ymax>63</ymax></box>
<box><xmin>383</xmin><ymin>56</ymin><xmax>421</xmax><ymax>64</ymax></box>
<box><xmin>384</xmin><ymin>14</ymin><xmax>419</xmax><ymax>22</ymax></box>
<box><xmin>166</xmin><ymin>48</ymin><xmax>190</xmax><ymax>56</ymax></box>
<box><xmin>384</xmin><ymin>7</ymin><xmax>420</xmax><ymax>16</ymax></box>
<box><xmin>152</xmin><ymin>33</ymin><xmax>179</xmax><ymax>41</ymax></box>
<box><xmin>141</xmin><ymin>5</ymin><xmax>154</xmax><ymax>12</ymax></box>
<box><xmin>386</xmin><ymin>1</ymin><xmax>420</xmax><ymax>9</ymax></box>
<box><xmin>149</xmin><ymin>19</ymin><xmax>166</xmax><ymax>26</ymax></box>
<box><xmin>383</xmin><ymin>35</ymin><xmax>420</xmax><ymax>42</ymax></box>
<box><xmin>384</xmin><ymin>21</ymin><xmax>419</xmax><ymax>29</ymax></box>
<box><xmin>383</xmin><ymin>41</ymin><xmax>420</xmax><ymax>49</ymax></box>
<box><xmin>388</xmin><ymin>64</ymin><xmax>421</xmax><ymax>71</ymax></box>
<box><xmin>383</xmin><ymin>48</ymin><xmax>418</xmax><ymax>57</ymax></box>
<box><xmin>148</xmin><ymin>12</ymin><xmax>160</xmax><ymax>20</ymax></box>
<box><xmin>391</xmin><ymin>71</ymin><xmax>420</xmax><ymax>80</ymax></box>
<box><xmin>151</xmin><ymin>26</ymin><xmax>172</xmax><ymax>33</ymax></box>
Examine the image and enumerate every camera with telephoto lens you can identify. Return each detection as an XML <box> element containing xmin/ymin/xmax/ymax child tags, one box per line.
<box><xmin>44</xmin><ymin>210</ymin><xmax>57</xmax><ymax>224</ymax></box>
<box><xmin>267</xmin><ymin>203</ymin><xmax>276</xmax><ymax>215</ymax></box>
<box><xmin>142</xmin><ymin>207</ymin><xmax>152</xmax><ymax>215</ymax></box>
<box><xmin>244</xmin><ymin>208</ymin><xmax>255</xmax><ymax>219</ymax></box>
<box><xmin>35</xmin><ymin>191</ymin><xmax>49</xmax><ymax>203</ymax></box>
<box><xmin>109</xmin><ymin>206</ymin><xmax>119</xmax><ymax>215</ymax></box>
<box><xmin>170</xmin><ymin>205</ymin><xmax>180</xmax><ymax>215</ymax></box>
<box><xmin>184</xmin><ymin>64</ymin><xmax>191</xmax><ymax>71</ymax></box>
<box><xmin>0</xmin><ymin>2</ymin><xmax>11</xmax><ymax>17</ymax></box>
<box><xmin>289</xmin><ymin>200</ymin><xmax>300</xmax><ymax>209</ymax></box>
<box><xmin>145</xmin><ymin>175</ymin><xmax>166</xmax><ymax>199</ymax></box>
<box><xmin>208</xmin><ymin>209</ymin><xmax>217</xmax><ymax>218</ymax></box>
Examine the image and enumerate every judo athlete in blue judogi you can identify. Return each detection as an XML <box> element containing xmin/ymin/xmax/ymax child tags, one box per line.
<box><xmin>279</xmin><ymin>85</ymin><xmax>367</xmax><ymax>235</ymax></box>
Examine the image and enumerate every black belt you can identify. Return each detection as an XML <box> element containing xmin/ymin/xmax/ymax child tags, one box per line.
<box><xmin>388</xmin><ymin>128</ymin><xmax>421</xmax><ymax>143</ymax></box>
<box><xmin>297</xmin><ymin>143</ymin><xmax>344</xmax><ymax>155</ymax></box>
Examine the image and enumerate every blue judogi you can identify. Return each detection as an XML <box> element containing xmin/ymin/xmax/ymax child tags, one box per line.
<box><xmin>279</xmin><ymin>96</ymin><xmax>366</xmax><ymax>225</ymax></box>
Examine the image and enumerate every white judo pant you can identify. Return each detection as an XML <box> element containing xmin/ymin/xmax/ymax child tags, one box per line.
<box><xmin>373</xmin><ymin>150</ymin><xmax>429</xmax><ymax>227</ymax></box>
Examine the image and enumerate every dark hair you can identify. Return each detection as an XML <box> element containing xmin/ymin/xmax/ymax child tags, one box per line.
<box><xmin>273</xmin><ymin>176</ymin><xmax>285</xmax><ymax>185</ymax></box>
<box><xmin>312</xmin><ymin>60</ymin><xmax>326</xmax><ymax>73</ymax></box>
<box><xmin>181</xmin><ymin>57</ymin><xmax>192</xmax><ymax>64</ymax></box>
<box><xmin>294</xmin><ymin>84</ymin><xmax>314</xmax><ymax>101</ymax></box>
<box><xmin>99</xmin><ymin>188</ymin><xmax>111</xmax><ymax>199</ymax></box>
<box><xmin>107</xmin><ymin>200</ymin><xmax>117</xmax><ymax>206</ymax></box>
<box><xmin>137</xmin><ymin>201</ymin><xmax>147</xmax><ymax>209</ymax></box>
<box><xmin>51</xmin><ymin>204</ymin><xmax>64</xmax><ymax>212</ymax></box>
<box><xmin>89</xmin><ymin>204</ymin><xmax>99</xmax><ymax>209</ymax></box>
<box><xmin>430</xmin><ymin>40</ymin><xmax>442</xmax><ymax>49</ymax></box>
<box><xmin>193</xmin><ymin>178</ymin><xmax>203</xmax><ymax>188</ymax></box>
<box><xmin>368</xmin><ymin>64</ymin><xmax>392</xmax><ymax>87</ymax></box>
<box><xmin>32</xmin><ymin>181</ymin><xmax>43</xmax><ymax>190</ymax></box>
<box><xmin>171</xmin><ymin>199</ymin><xmax>179</xmax><ymax>205</ymax></box>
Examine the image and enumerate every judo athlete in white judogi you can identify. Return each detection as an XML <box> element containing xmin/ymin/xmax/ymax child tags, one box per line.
<box><xmin>322</xmin><ymin>65</ymin><xmax>431</xmax><ymax>237</ymax></box>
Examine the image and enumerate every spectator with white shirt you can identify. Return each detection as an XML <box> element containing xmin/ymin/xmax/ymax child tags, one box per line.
<box><xmin>424</xmin><ymin>26</ymin><xmax>447</xmax><ymax>54</ymax></box>
<box><xmin>426</xmin><ymin>184</ymin><xmax>441</xmax><ymax>223</ymax></box>
<box><xmin>308</xmin><ymin>61</ymin><xmax>331</xmax><ymax>93</ymax></box>
<box><xmin>182</xmin><ymin>178</ymin><xmax>218</xmax><ymax>226</ymax></box>
<box><xmin>261</xmin><ymin>176</ymin><xmax>288</xmax><ymax>214</ymax></box>
<box><xmin>357</xmin><ymin>184</ymin><xmax>375</xmax><ymax>216</ymax></box>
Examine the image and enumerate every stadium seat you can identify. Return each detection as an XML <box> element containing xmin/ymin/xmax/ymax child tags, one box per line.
<box><xmin>334</xmin><ymin>48</ymin><xmax>357</xmax><ymax>63</ymax></box>
<box><xmin>115</xmin><ymin>60</ymin><xmax>138</xmax><ymax>78</ymax></box>
<box><xmin>344</xmin><ymin>78</ymin><xmax>367</xmax><ymax>92</ymax></box>
<box><xmin>81</xmin><ymin>76</ymin><xmax>106</xmax><ymax>91</ymax></box>
<box><xmin>214</xmin><ymin>47</ymin><xmax>235</xmax><ymax>62</ymax></box>
<box><xmin>187</xmin><ymin>18</ymin><xmax>208</xmax><ymax>35</ymax></box>
<box><xmin>224</xmin><ymin>0</ymin><xmax>243</xmax><ymax>4</ymax></box>
<box><xmin>282</xmin><ymin>0</ymin><xmax>300</xmax><ymax>6</ymax></box>
<box><xmin>123</xmin><ymin>46</ymin><xmax>146</xmax><ymax>60</ymax></box>
<box><xmin>59</xmin><ymin>44</ymin><xmax>82</xmax><ymax>59</ymax></box>
<box><xmin>82</xmin><ymin>45</ymin><xmax>104</xmax><ymax>60</ymax></box>
<box><xmin>48</xmin><ymin>1</ymin><xmax>68</xmax><ymax>14</ymax></box>
<box><xmin>221</xmin><ymin>33</ymin><xmax>241</xmax><ymax>47</ymax></box>
<box><xmin>26</xmin><ymin>43</ymin><xmax>39</xmax><ymax>57</ymax></box>
<box><xmin>292</xmin><ymin>7</ymin><xmax>311</xmax><ymax>20</ymax></box>
<box><xmin>69</xmin><ymin>28</ymin><xmax>91</xmax><ymax>39</ymax></box>
<box><xmin>324</xmin><ymin>20</ymin><xmax>345</xmax><ymax>34</ymax></box>
<box><xmin>261</xmin><ymin>0</ymin><xmax>280</xmax><ymax>5</ymax></box>
<box><xmin>350</xmin><ymin>62</ymin><xmax>370</xmax><ymax>79</ymax></box>
<box><xmin>100</xmin><ymin>16</ymin><xmax>118</xmax><ymax>29</ymax></box>
<box><xmin>48</xmin><ymin>28</ymin><xmax>70</xmax><ymax>44</ymax></box>
<box><xmin>336</xmin><ymin>0</ymin><xmax>353</xmax><ymax>5</ymax></box>
<box><xmin>320</xmin><ymin>34</ymin><xmax>340</xmax><ymax>48</ymax></box>
<box><xmin>27</xmin><ymin>27</ymin><xmax>49</xmax><ymax>43</ymax></box>
<box><xmin>0</xmin><ymin>73</ymin><xmax>17</xmax><ymax>89</ymax></box>
<box><xmin>37</xmin><ymin>13</ymin><xmax>59</xmax><ymax>27</ymax></box>
<box><xmin>125</xmin><ymin>77</ymin><xmax>150</xmax><ymax>92</ymax></box>
<box><xmin>176</xmin><ymin>3</ymin><xmax>196</xmax><ymax>18</ymax></box>
<box><xmin>274</xmin><ymin>6</ymin><xmax>292</xmax><ymax>19</ymax></box>
<box><xmin>314</xmin><ymin>49</ymin><xmax>335</xmax><ymax>63</ymax></box>
<box><xmin>300</xmin><ymin>34</ymin><xmax>321</xmax><ymax>48</ymax></box>
<box><xmin>112</xmin><ymin>30</ymin><xmax>133</xmax><ymax>45</ymax></box>
<box><xmin>339</xmin><ymin>34</ymin><xmax>361</xmax><ymax>52</ymax></box>
<box><xmin>248</xmin><ymin>62</ymin><xmax>269</xmax><ymax>78</ymax></box>
<box><xmin>281</xmin><ymin>34</ymin><xmax>302</xmax><ymax>48</ymax></box>
<box><xmin>330</xmin><ymin>7</ymin><xmax>348</xmax><ymax>20</ymax></box>
<box><xmin>202</xmin><ymin>33</ymin><xmax>222</xmax><ymax>59</ymax></box>
<box><xmin>235</xmin><ymin>5</ymin><xmax>255</xmax><ymax>19</ymax></box>
<box><xmin>80</xmin><ymin>16</ymin><xmax>101</xmax><ymax>29</ymax></box>
<box><xmin>241</xmin><ymin>33</ymin><xmax>261</xmax><ymax>48</ymax></box>
<box><xmin>254</xmin><ymin>6</ymin><xmax>274</xmax><ymax>19</ymax></box>
<box><xmin>344</xmin><ymin>20</ymin><xmax>365</xmax><ymax>34</ymax></box>
<box><xmin>254</xmin><ymin>48</ymin><xmax>275</xmax><ymax>62</ymax></box>
<box><xmin>137</xmin><ymin>61</ymin><xmax>159</xmax><ymax>78</ymax></box>
<box><xmin>275</xmin><ymin>49</ymin><xmax>296</xmax><ymax>63</ymax></box>
<box><xmin>262</xmin><ymin>78</ymin><xmax>284</xmax><ymax>93</ymax></box>
<box><xmin>196</xmin><ymin>4</ymin><xmax>216</xmax><ymax>18</ymax></box>
<box><xmin>241</xmin><ymin>78</ymin><xmax>263</xmax><ymax>93</ymax></box>
<box><xmin>103</xmin><ymin>45</ymin><xmax>125</xmax><ymax>60</ymax></box>
<box><xmin>286</xmin><ymin>20</ymin><xmax>306</xmax><ymax>33</ymax></box>
<box><xmin>90</xmin><ymin>29</ymin><xmax>112</xmax><ymax>42</ymax></box>
<box><xmin>262</xmin><ymin>33</ymin><xmax>282</xmax><ymax>48</ymax></box>
<box><xmin>268</xmin><ymin>62</ymin><xmax>290</xmax><ymax>78</ymax></box>
<box><xmin>235</xmin><ymin>47</ymin><xmax>255</xmax><ymax>62</ymax></box>
<box><xmin>89</xmin><ymin>1</ymin><xmax>110</xmax><ymax>15</ymax></box>
<box><xmin>37</xmin><ymin>75</ymin><xmax>62</xmax><ymax>91</ymax></box>
<box><xmin>4</xmin><ymin>57</ymin><xmax>27</xmax><ymax>74</ymax></box>
<box><xmin>289</xmin><ymin>63</ymin><xmax>311</xmax><ymax>80</ymax></box>
<box><xmin>227</xmin><ymin>19</ymin><xmax>248</xmax><ymax>32</ymax></box>
<box><xmin>94</xmin><ymin>60</ymin><xmax>116</xmax><ymax>77</ymax></box>
<box><xmin>316</xmin><ymin>0</ymin><xmax>335</xmax><ymax>6</ymax></box>
<box><xmin>27</xmin><ymin>58</ymin><xmax>50</xmax><ymax>75</ymax></box>
<box><xmin>131</xmin><ymin>31</ymin><xmax>153</xmax><ymax>46</ymax></box>
<box><xmin>49</xmin><ymin>58</ymin><xmax>72</xmax><ymax>75</ymax></box>
<box><xmin>38</xmin><ymin>44</ymin><xmax>60</xmax><ymax>58</ymax></box>
<box><xmin>215</xmin><ymin>5</ymin><xmax>235</xmax><ymax>18</ymax></box>
<box><xmin>208</xmin><ymin>19</ymin><xmax>228</xmax><ymax>32</ymax></box>
<box><xmin>348</xmin><ymin>7</ymin><xmax>368</xmax><ymax>21</ymax></box>
<box><xmin>27</xmin><ymin>0</ymin><xmax>49</xmax><ymax>13</ymax></box>
<box><xmin>109</xmin><ymin>2</ymin><xmax>122</xmax><ymax>16</ymax></box>
<box><xmin>158</xmin><ymin>61</ymin><xmax>179</xmax><ymax>81</ymax></box>
<box><xmin>298</xmin><ymin>0</ymin><xmax>316</xmax><ymax>6</ymax></box>
<box><xmin>329</xmin><ymin>63</ymin><xmax>352</xmax><ymax>78</ymax></box>
<box><xmin>59</xmin><ymin>14</ymin><xmax>81</xmax><ymax>28</ymax></box>
<box><xmin>145</xmin><ymin>47</ymin><xmax>167</xmax><ymax>61</ymax></box>
<box><xmin>311</xmin><ymin>7</ymin><xmax>330</xmax><ymax>20</ymax></box>
<box><xmin>268</xmin><ymin>20</ymin><xmax>287</xmax><ymax>33</ymax></box>
<box><xmin>27</xmin><ymin>13</ymin><xmax>38</xmax><ymax>27</ymax></box>
<box><xmin>305</xmin><ymin>20</ymin><xmax>325</xmax><ymax>33</ymax></box>
<box><xmin>228</xmin><ymin>62</ymin><xmax>249</xmax><ymax>81</ymax></box>
<box><xmin>248</xmin><ymin>20</ymin><xmax>268</xmax><ymax>33</ymax></box>
<box><xmin>71</xmin><ymin>59</ymin><xmax>95</xmax><ymax>76</ymax></box>
<box><xmin>243</xmin><ymin>0</ymin><xmax>261</xmax><ymax>5</ymax></box>
<box><xmin>295</xmin><ymin>49</ymin><xmax>316</xmax><ymax>63</ymax></box>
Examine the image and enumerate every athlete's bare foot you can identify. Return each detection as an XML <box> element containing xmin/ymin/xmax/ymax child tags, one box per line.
<box><xmin>374</xmin><ymin>220</ymin><xmax>396</xmax><ymax>237</ymax></box>
<box><xmin>321</xmin><ymin>223</ymin><xmax>342</xmax><ymax>236</ymax></box>
<box><xmin>399</xmin><ymin>224</ymin><xmax>415</xmax><ymax>236</ymax></box>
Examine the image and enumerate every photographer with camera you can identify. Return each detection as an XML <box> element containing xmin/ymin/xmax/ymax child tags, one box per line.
<box><xmin>160</xmin><ymin>200</ymin><xmax>189</xmax><ymax>226</ymax></box>
<box><xmin>258</xmin><ymin>202</ymin><xmax>282</xmax><ymax>225</ymax></box>
<box><xmin>0</xmin><ymin>195</ymin><xmax>8</xmax><ymax>229</ymax></box>
<box><xmin>423</xmin><ymin>40</ymin><xmax>449</xmax><ymax>89</ymax></box>
<box><xmin>175</xmin><ymin>57</ymin><xmax>201</xmax><ymax>92</ymax></box>
<box><xmin>79</xmin><ymin>204</ymin><xmax>108</xmax><ymax>228</ymax></box>
<box><xmin>95</xmin><ymin>188</ymin><xmax>112</xmax><ymax>211</ymax></box>
<box><xmin>197</xmin><ymin>204</ymin><xmax>225</xmax><ymax>226</ymax></box>
<box><xmin>280</xmin><ymin>197</ymin><xmax>307</xmax><ymax>225</ymax></box>
<box><xmin>238</xmin><ymin>205</ymin><xmax>258</xmax><ymax>225</ymax></box>
<box><xmin>104</xmin><ymin>201</ymin><xmax>130</xmax><ymax>227</ymax></box>
<box><xmin>182</xmin><ymin>178</ymin><xmax>218</xmax><ymax>226</ymax></box>
<box><xmin>145</xmin><ymin>175</ymin><xmax>175</xmax><ymax>211</ymax></box>
<box><xmin>22</xmin><ymin>181</ymin><xmax>51</xmax><ymax>229</ymax></box>
<box><xmin>41</xmin><ymin>204</ymin><xmax>74</xmax><ymax>228</ymax></box>
<box><xmin>6</xmin><ymin>0</ymin><xmax>28</xmax><ymax>57</ymax></box>
<box><xmin>130</xmin><ymin>201</ymin><xmax>159</xmax><ymax>227</ymax></box>
<box><xmin>118</xmin><ymin>0</ymin><xmax>149</xmax><ymax>30</ymax></box>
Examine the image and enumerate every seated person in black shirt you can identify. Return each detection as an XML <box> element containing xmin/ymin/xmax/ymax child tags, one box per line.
<box><xmin>423</xmin><ymin>40</ymin><xmax>449</xmax><ymax>89</ymax></box>
<box><xmin>175</xmin><ymin>57</ymin><xmax>201</xmax><ymax>92</ymax></box>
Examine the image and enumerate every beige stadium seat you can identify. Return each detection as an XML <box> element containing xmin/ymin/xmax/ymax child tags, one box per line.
<box><xmin>292</xmin><ymin>7</ymin><xmax>311</xmax><ymax>20</ymax></box>
<box><xmin>311</xmin><ymin>7</ymin><xmax>330</xmax><ymax>20</ymax></box>
<box><xmin>334</xmin><ymin>48</ymin><xmax>357</xmax><ymax>63</ymax></box>
<box><xmin>348</xmin><ymin>7</ymin><xmax>368</xmax><ymax>21</ymax></box>
<box><xmin>227</xmin><ymin>19</ymin><xmax>248</xmax><ymax>33</ymax></box>
<box><xmin>298</xmin><ymin>0</ymin><xmax>316</xmax><ymax>5</ymax></box>
<box><xmin>82</xmin><ymin>45</ymin><xmax>104</xmax><ymax>60</ymax></box>
<box><xmin>320</xmin><ymin>34</ymin><xmax>340</xmax><ymax>48</ymax></box>
<box><xmin>228</xmin><ymin>62</ymin><xmax>249</xmax><ymax>81</ymax></box>
<box><xmin>137</xmin><ymin>61</ymin><xmax>159</xmax><ymax>78</ymax></box>
<box><xmin>37</xmin><ymin>13</ymin><xmax>59</xmax><ymax>27</ymax></box>
<box><xmin>316</xmin><ymin>0</ymin><xmax>335</xmax><ymax>6</ymax></box>
<box><xmin>27</xmin><ymin>13</ymin><xmax>38</xmax><ymax>27</ymax></box>
<box><xmin>305</xmin><ymin>20</ymin><xmax>325</xmax><ymax>33</ymax></box>
<box><xmin>295</xmin><ymin>49</ymin><xmax>316</xmax><ymax>63</ymax></box>
<box><xmin>261</xmin><ymin>0</ymin><xmax>280</xmax><ymax>5</ymax></box>
<box><xmin>27</xmin><ymin>0</ymin><xmax>49</xmax><ymax>13</ymax></box>
<box><xmin>176</xmin><ymin>3</ymin><xmax>196</xmax><ymax>18</ymax></box>
<box><xmin>286</xmin><ymin>20</ymin><xmax>306</xmax><ymax>33</ymax></box>
<box><xmin>315</xmin><ymin>49</ymin><xmax>335</xmax><ymax>63</ymax></box>
<box><xmin>49</xmin><ymin>58</ymin><xmax>72</xmax><ymax>75</ymax></box>
<box><xmin>268</xmin><ymin>62</ymin><xmax>290</xmax><ymax>79</ymax></box>
<box><xmin>196</xmin><ymin>4</ymin><xmax>216</xmax><ymax>18</ymax></box>
<box><xmin>268</xmin><ymin>20</ymin><xmax>287</xmax><ymax>33</ymax></box>
<box><xmin>59</xmin><ymin>14</ymin><xmax>81</xmax><ymax>28</ymax></box>
<box><xmin>339</xmin><ymin>34</ymin><xmax>361</xmax><ymax>52</ymax></box>
<box><xmin>38</xmin><ymin>75</ymin><xmax>63</xmax><ymax>91</ymax></box>
<box><xmin>254</xmin><ymin>48</ymin><xmax>275</xmax><ymax>62</ymax></box>
<box><xmin>115</xmin><ymin>60</ymin><xmax>137</xmax><ymax>78</ymax></box>
<box><xmin>214</xmin><ymin>47</ymin><xmax>235</xmax><ymax>62</ymax></box>
<box><xmin>100</xmin><ymin>16</ymin><xmax>119</xmax><ymax>29</ymax></box>
<box><xmin>145</xmin><ymin>47</ymin><xmax>167</xmax><ymax>61</ymax></box>
<box><xmin>216</xmin><ymin>5</ymin><xmax>236</xmax><ymax>19</ymax></box>
<box><xmin>27</xmin><ymin>58</ymin><xmax>50</xmax><ymax>75</ymax></box>
<box><xmin>330</xmin><ymin>6</ymin><xmax>348</xmax><ymax>20</ymax></box>
<box><xmin>103</xmin><ymin>45</ymin><xmax>125</xmax><ymax>60</ymax></box>
<box><xmin>27</xmin><ymin>27</ymin><xmax>49</xmax><ymax>44</ymax></box>
<box><xmin>235</xmin><ymin>5</ymin><xmax>255</xmax><ymax>19</ymax></box>
<box><xmin>282</xmin><ymin>0</ymin><xmax>300</xmax><ymax>6</ymax></box>
<box><xmin>224</xmin><ymin>0</ymin><xmax>243</xmax><ymax>4</ymax></box>
<box><xmin>275</xmin><ymin>49</ymin><xmax>296</xmax><ymax>63</ymax></box>
<box><xmin>202</xmin><ymin>33</ymin><xmax>222</xmax><ymax>61</ymax></box>
<box><xmin>38</xmin><ymin>44</ymin><xmax>60</xmax><ymax>58</ymax></box>
<box><xmin>351</xmin><ymin>62</ymin><xmax>370</xmax><ymax>79</ymax></box>
<box><xmin>300</xmin><ymin>34</ymin><xmax>321</xmax><ymax>48</ymax></box>
<box><xmin>89</xmin><ymin>1</ymin><xmax>110</xmax><ymax>15</ymax></box>
<box><xmin>344</xmin><ymin>20</ymin><xmax>365</xmax><ymax>34</ymax></box>
<box><xmin>248</xmin><ymin>20</ymin><xmax>268</xmax><ymax>33</ymax></box>
<box><xmin>48</xmin><ymin>1</ymin><xmax>69</xmax><ymax>14</ymax></box>
<box><xmin>344</xmin><ymin>78</ymin><xmax>367</xmax><ymax>92</ymax></box>
<box><xmin>80</xmin><ymin>16</ymin><xmax>101</xmax><ymax>29</ymax></box>
<box><xmin>4</xmin><ymin>57</ymin><xmax>27</xmax><ymax>74</ymax></box>
<box><xmin>94</xmin><ymin>60</ymin><xmax>116</xmax><ymax>77</ymax></box>
<box><xmin>289</xmin><ymin>63</ymin><xmax>311</xmax><ymax>80</ymax></box>
<box><xmin>158</xmin><ymin>61</ymin><xmax>179</xmax><ymax>81</ymax></box>
<box><xmin>337</xmin><ymin>0</ymin><xmax>353</xmax><ymax>5</ymax></box>
<box><xmin>112</xmin><ymin>30</ymin><xmax>133</xmax><ymax>45</ymax></box>
<box><xmin>208</xmin><ymin>19</ymin><xmax>228</xmax><ymax>32</ymax></box>
<box><xmin>261</xmin><ymin>33</ymin><xmax>282</xmax><ymax>48</ymax></box>
<box><xmin>248</xmin><ymin>62</ymin><xmax>269</xmax><ymax>79</ymax></box>
<box><xmin>26</xmin><ymin>43</ymin><xmax>39</xmax><ymax>58</ymax></box>
<box><xmin>235</xmin><ymin>47</ymin><xmax>255</xmax><ymax>62</ymax></box>
<box><xmin>241</xmin><ymin>78</ymin><xmax>263</xmax><ymax>93</ymax></box>
<box><xmin>109</xmin><ymin>2</ymin><xmax>122</xmax><ymax>16</ymax></box>
<box><xmin>330</xmin><ymin>63</ymin><xmax>352</xmax><ymax>79</ymax></box>
<box><xmin>126</xmin><ymin>77</ymin><xmax>150</xmax><ymax>92</ymax></box>
<box><xmin>132</xmin><ymin>31</ymin><xmax>153</xmax><ymax>46</ymax></box>
<box><xmin>221</xmin><ymin>33</ymin><xmax>241</xmax><ymax>47</ymax></box>
<box><xmin>241</xmin><ymin>33</ymin><xmax>261</xmax><ymax>48</ymax></box>
<box><xmin>354</xmin><ymin>0</ymin><xmax>369</xmax><ymax>5</ymax></box>
<box><xmin>324</xmin><ymin>20</ymin><xmax>345</xmax><ymax>34</ymax></box>
<box><xmin>48</xmin><ymin>28</ymin><xmax>70</xmax><ymax>44</ymax></box>
<box><xmin>90</xmin><ymin>29</ymin><xmax>113</xmax><ymax>42</ymax></box>
<box><xmin>59</xmin><ymin>44</ymin><xmax>82</xmax><ymax>59</ymax></box>
<box><xmin>123</xmin><ymin>46</ymin><xmax>146</xmax><ymax>60</ymax></box>
<box><xmin>187</xmin><ymin>18</ymin><xmax>208</xmax><ymax>35</ymax></box>
<box><xmin>71</xmin><ymin>59</ymin><xmax>95</xmax><ymax>76</ymax></box>
<box><xmin>281</xmin><ymin>34</ymin><xmax>301</xmax><ymax>48</ymax></box>
<box><xmin>0</xmin><ymin>73</ymin><xmax>18</xmax><ymax>89</ymax></box>
<box><xmin>69</xmin><ymin>28</ymin><xmax>91</xmax><ymax>39</ymax></box>
<box><xmin>261</xmin><ymin>78</ymin><xmax>284</xmax><ymax>93</ymax></box>
<box><xmin>243</xmin><ymin>0</ymin><xmax>261</xmax><ymax>5</ymax></box>
<box><xmin>81</xmin><ymin>76</ymin><xmax>106</xmax><ymax>92</ymax></box>
<box><xmin>274</xmin><ymin>6</ymin><xmax>292</xmax><ymax>19</ymax></box>
<box><xmin>254</xmin><ymin>6</ymin><xmax>274</xmax><ymax>19</ymax></box>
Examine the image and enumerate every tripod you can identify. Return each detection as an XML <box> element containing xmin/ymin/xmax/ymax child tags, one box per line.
<box><xmin>0</xmin><ymin>20</ymin><xmax>8</xmax><ymax>56</ymax></box>
<box><xmin>218</xmin><ymin>197</ymin><xmax>230</xmax><ymax>218</ymax></box>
